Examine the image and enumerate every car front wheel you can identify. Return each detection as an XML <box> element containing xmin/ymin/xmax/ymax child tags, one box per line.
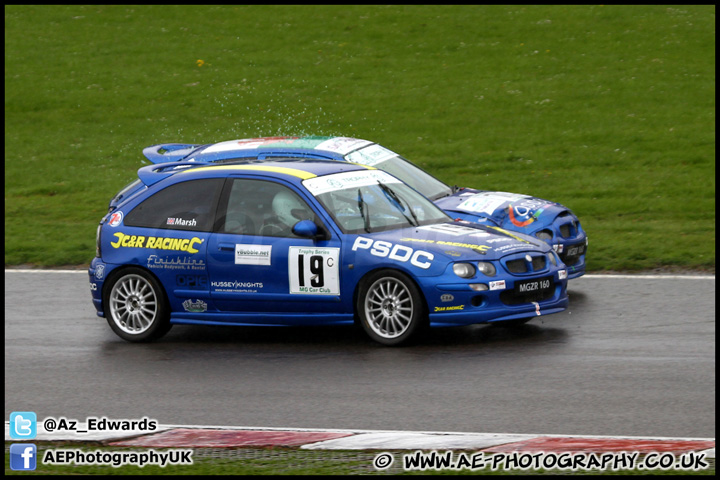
<box><xmin>104</xmin><ymin>268</ymin><xmax>171</xmax><ymax>342</ymax></box>
<box><xmin>357</xmin><ymin>270</ymin><xmax>426</xmax><ymax>346</ymax></box>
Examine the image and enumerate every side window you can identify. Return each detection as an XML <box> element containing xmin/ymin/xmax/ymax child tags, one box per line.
<box><xmin>124</xmin><ymin>178</ymin><xmax>223</xmax><ymax>231</ymax></box>
<box><xmin>220</xmin><ymin>179</ymin><xmax>316</xmax><ymax>238</ymax></box>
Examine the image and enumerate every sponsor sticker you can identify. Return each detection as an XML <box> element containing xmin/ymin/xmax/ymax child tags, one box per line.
<box><xmin>108</xmin><ymin>211</ymin><xmax>123</xmax><ymax>227</ymax></box>
<box><xmin>489</xmin><ymin>280</ymin><xmax>506</xmax><ymax>291</ymax></box>
<box><xmin>416</xmin><ymin>224</ymin><xmax>482</xmax><ymax>236</ymax></box>
<box><xmin>399</xmin><ymin>236</ymin><xmax>491</xmax><ymax>255</ymax></box>
<box><xmin>434</xmin><ymin>305</ymin><xmax>465</xmax><ymax>312</ymax></box>
<box><xmin>201</xmin><ymin>137</ymin><xmax>299</xmax><ymax>154</ymax></box>
<box><xmin>315</xmin><ymin>137</ymin><xmax>372</xmax><ymax>155</ymax></box>
<box><xmin>94</xmin><ymin>264</ymin><xmax>105</xmax><ymax>280</ymax></box>
<box><xmin>303</xmin><ymin>170</ymin><xmax>401</xmax><ymax>196</ymax></box>
<box><xmin>457</xmin><ymin>192</ymin><xmax>528</xmax><ymax>216</ymax></box>
<box><xmin>167</xmin><ymin>217</ymin><xmax>197</xmax><ymax>227</ymax></box>
<box><xmin>345</xmin><ymin>144</ymin><xmax>397</xmax><ymax>167</ymax></box>
<box><xmin>211</xmin><ymin>280</ymin><xmax>263</xmax><ymax>293</ymax></box>
<box><xmin>147</xmin><ymin>255</ymin><xmax>206</xmax><ymax>270</ymax></box>
<box><xmin>182</xmin><ymin>299</ymin><xmax>207</xmax><ymax>313</ymax></box>
<box><xmin>176</xmin><ymin>275</ymin><xmax>208</xmax><ymax>288</ymax></box>
<box><xmin>235</xmin><ymin>244</ymin><xmax>272</xmax><ymax>265</ymax></box>
<box><xmin>110</xmin><ymin>232</ymin><xmax>204</xmax><ymax>254</ymax></box>
<box><xmin>352</xmin><ymin>237</ymin><xmax>434</xmax><ymax>269</ymax></box>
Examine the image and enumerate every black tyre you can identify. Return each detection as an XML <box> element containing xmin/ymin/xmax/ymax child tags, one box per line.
<box><xmin>104</xmin><ymin>267</ymin><xmax>171</xmax><ymax>342</ymax></box>
<box><xmin>357</xmin><ymin>270</ymin><xmax>427</xmax><ymax>346</ymax></box>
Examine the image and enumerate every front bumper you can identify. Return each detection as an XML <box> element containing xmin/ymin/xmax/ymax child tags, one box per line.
<box><xmin>424</xmin><ymin>270</ymin><xmax>569</xmax><ymax>327</ymax></box>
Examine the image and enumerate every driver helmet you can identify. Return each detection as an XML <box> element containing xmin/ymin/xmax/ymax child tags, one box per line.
<box><xmin>272</xmin><ymin>191</ymin><xmax>309</xmax><ymax>227</ymax></box>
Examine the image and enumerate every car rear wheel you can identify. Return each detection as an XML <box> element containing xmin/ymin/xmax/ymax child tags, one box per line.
<box><xmin>105</xmin><ymin>268</ymin><xmax>171</xmax><ymax>342</ymax></box>
<box><xmin>357</xmin><ymin>270</ymin><xmax>426</xmax><ymax>346</ymax></box>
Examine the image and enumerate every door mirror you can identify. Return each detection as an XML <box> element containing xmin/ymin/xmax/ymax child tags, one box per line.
<box><xmin>292</xmin><ymin>220</ymin><xmax>319</xmax><ymax>238</ymax></box>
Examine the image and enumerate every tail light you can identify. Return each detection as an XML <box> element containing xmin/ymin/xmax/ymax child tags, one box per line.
<box><xmin>96</xmin><ymin>224</ymin><xmax>103</xmax><ymax>258</ymax></box>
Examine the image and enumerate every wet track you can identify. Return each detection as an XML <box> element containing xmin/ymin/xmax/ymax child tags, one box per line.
<box><xmin>4</xmin><ymin>271</ymin><xmax>715</xmax><ymax>439</ymax></box>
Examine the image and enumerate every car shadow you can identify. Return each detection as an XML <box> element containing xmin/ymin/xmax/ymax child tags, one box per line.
<box><xmin>145</xmin><ymin>318</ymin><xmax>570</xmax><ymax>351</ymax></box>
<box><xmin>161</xmin><ymin>323</ymin><xmax>369</xmax><ymax>347</ymax></box>
<box><xmin>418</xmin><ymin>322</ymin><xmax>569</xmax><ymax>349</ymax></box>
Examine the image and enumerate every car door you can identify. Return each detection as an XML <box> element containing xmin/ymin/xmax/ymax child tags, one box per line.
<box><xmin>207</xmin><ymin>177</ymin><xmax>344</xmax><ymax>317</ymax></box>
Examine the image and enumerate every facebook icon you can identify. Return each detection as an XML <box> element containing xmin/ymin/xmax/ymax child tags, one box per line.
<box><xmin>10</xmin><ymin>444</ymin><xmax>37</xmax><ymax>471</ymax></box>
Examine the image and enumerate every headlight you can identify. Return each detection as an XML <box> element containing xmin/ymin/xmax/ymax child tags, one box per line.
<box><xmin>548</xmin><ymin>251</ymin><xmax>557</xmax><ymax>266</ymax></box>
<box><xmin>535</xmin><ymin>229</ymin><xmax>553</xmax><ymax>241</ymax></box>
<box><xmin>453</xmin><ymin>263</ymin><xmax>476</xmax><ymax>278</ymax></box>
<box><xmin>96</xmin><ymin>224</ymin><xmax>103</xmax><ymax>257</ymax></box>
<box><xmin>476</xmin><ymin>261</ymin><xmax>496</xmax><ymax>276</ymax></box>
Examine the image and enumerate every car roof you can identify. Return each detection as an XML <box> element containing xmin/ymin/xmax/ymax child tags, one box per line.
<box><xmin>144</xmin><ymin>136</ymin><xmax>375</xmax><ymax>164</ymax></box>
<box><xmin>136</xmin><ymin>157</ymin><xmax>372</xmax><ymax>188</ymax></box>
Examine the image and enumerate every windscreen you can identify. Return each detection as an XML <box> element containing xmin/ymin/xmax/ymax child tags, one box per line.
<box><xmin>303</xmin><ymin>170</ymin><xmax>451</xmax><ymax>234</ymax></box>
<box><xmin>345</xmin><ymin>144</ymin><xmax>453</xmax><ymax>200</ymax></box>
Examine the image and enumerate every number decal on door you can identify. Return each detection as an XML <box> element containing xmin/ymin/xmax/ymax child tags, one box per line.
<box><xmin>289</xmin><ymin>247</ymin><xmax>340</xmax><ymax>295</ymax></box>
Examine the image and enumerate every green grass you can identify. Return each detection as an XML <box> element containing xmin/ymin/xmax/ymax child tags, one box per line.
<box><xmin>4</xmin><ymin>5</ymin><xmax>715</xmax><ymax>271</ymax></box>
<box><xmin>5</xmin><ymin>443</ymin><xmax>715</xmax><ymax>475</ymax></box>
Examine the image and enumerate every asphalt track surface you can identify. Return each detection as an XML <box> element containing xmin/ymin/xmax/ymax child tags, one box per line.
<box><xmin>4</xmin><ymin>270</ymin><xmax>715</xmax><ymax>440</ymax></box>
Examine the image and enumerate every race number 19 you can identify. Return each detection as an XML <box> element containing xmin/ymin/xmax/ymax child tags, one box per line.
<box><xmin>289</xmin><ymin>247</ymin><xmax>340</xmax><ymax>295</ymax></box>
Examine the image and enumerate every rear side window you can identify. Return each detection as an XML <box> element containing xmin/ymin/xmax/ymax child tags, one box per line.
<box><xmin>124</xmin><ymin>178</ymin><xmax>223</xmax><ymax>231</ymax></box>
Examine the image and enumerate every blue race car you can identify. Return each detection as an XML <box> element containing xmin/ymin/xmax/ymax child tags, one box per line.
<box><xmin>91</xmin><ymin>159</ymin><xmax>569</xmax><ymax>345</ymax></box>
<box><xmin>127</xmin><ymin>137</ymin><xmax>587</xmax><ymax>278</ymax></box>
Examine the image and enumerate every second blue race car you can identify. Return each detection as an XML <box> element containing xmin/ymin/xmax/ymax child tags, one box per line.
<box><xmin>91</xmin><ymin>159</ymin><xmax>569</xmax><ymax>345</ymax></box>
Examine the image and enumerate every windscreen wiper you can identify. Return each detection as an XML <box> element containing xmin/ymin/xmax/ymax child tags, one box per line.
<box><xmin>357</xmin><ymin>189</ymin><xmax>371</xmax><ymax>233</ymax></box>
<box><xmin>377</xmin><ymin>181</ymin><xmax>418</xmax><ymax>227</ymax></box>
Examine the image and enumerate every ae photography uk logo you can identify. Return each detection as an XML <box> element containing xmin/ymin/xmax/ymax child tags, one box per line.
<box><xmin>373</xmin><ymin>450</ymin><xmax>710</xmax><ymax>472</ymax></box>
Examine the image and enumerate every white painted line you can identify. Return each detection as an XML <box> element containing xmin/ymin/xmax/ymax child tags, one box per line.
<box><xmin>301</xmin><ymin>432</ymin><xmax>537</xmax><ymax>450</ymax></box>
<box><xmin>582</xmin><ymin>274</ymin><xmax>714</xmax><ymax>280</ymax></box>
<box><xmin>5</xmin><ymin>269</ymin><xmax>88</xmax><ymax>273</ymax></box>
